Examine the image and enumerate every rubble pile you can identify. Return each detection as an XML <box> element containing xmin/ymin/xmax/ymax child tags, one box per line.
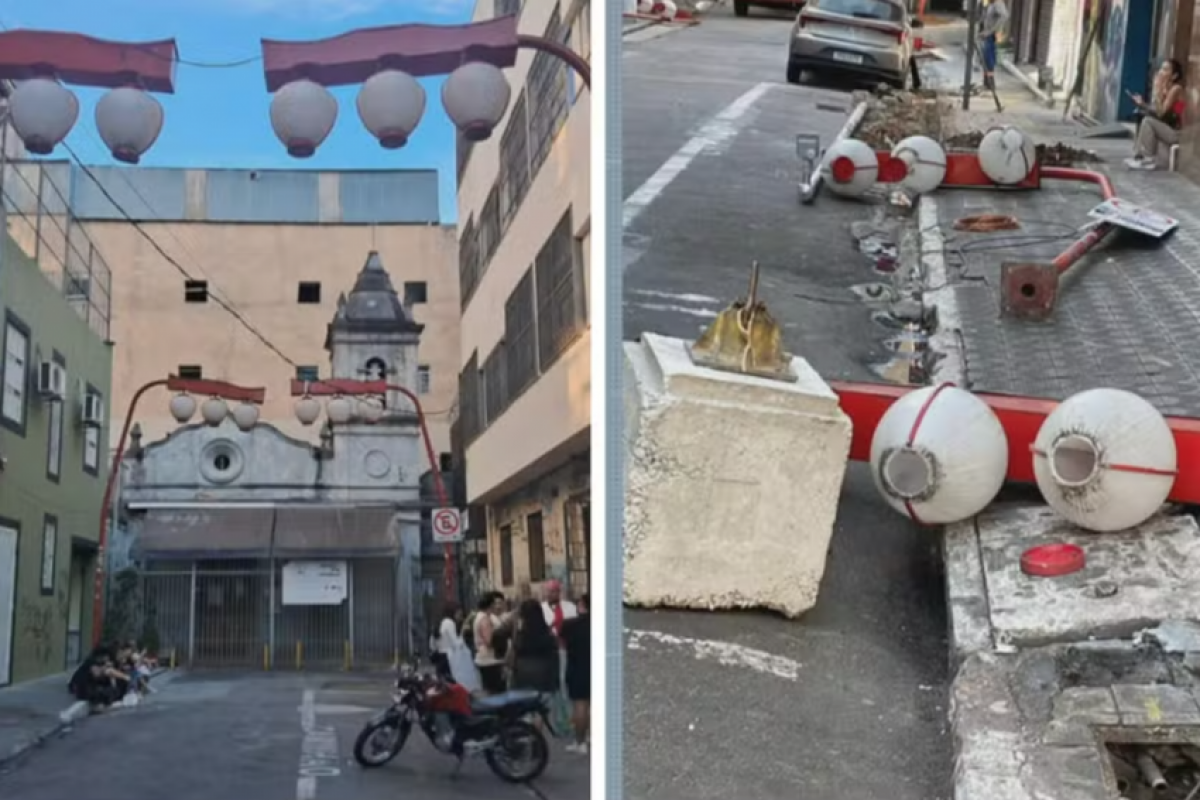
<box><xmin>855</xmin><ymin>85</ymin><xmax>955</xmax><ymax>150</ymax></box>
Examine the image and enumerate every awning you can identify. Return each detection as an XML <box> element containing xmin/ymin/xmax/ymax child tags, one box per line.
<box><xmin>134</xmin><ymin>509</ymin><xmax>275</xmax><ymax>559</ymax></box>
<box><xmin>272</xmin><ymin>506</ymin><xmax>399</xmax><ymax>557</ymax></box>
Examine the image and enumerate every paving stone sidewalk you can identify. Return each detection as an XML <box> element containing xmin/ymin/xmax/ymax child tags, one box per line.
<box><xmin>925</xmin><ymin>78</ymin><xmax>1200</xmax><ymax>412</ymax></box>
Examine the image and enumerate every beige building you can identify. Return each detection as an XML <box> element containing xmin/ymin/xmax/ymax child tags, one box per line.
<box><xmin>4</xmin><ymin>161</ymin><xmax>460</xmax><ymax>457</ymax></box>
<box><xmin>456</xmin><ymin>0</ymin><xmax>592</xmax><ymax>598</ymax></box>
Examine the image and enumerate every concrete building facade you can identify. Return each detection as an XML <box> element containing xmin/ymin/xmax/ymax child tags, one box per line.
<box><xmin>0</xmin><ymin>144</ymin><xmax>115</xmax><ymax>685</ymax></box>
<box><xmin>2</xmin><ymin>161</ymin><xmax>460</xmax><ymax>455</ymax></box>
<box><xmin>456</xmin><ymin>0</ymin><xmax>592</xmax><ymax>599</ymax></box>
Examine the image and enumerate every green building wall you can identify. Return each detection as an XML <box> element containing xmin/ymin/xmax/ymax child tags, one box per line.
<box><xmin>0</xmin><ymin>234</ymin><xmax>113</xmax><ymax>685</ymax></box>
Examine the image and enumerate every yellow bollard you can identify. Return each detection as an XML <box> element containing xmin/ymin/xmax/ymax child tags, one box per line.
<box><xmin>169</xmin><ymin>648</ymin><xmax>177</xmax><ymax>670</ymax></box>
<box><xmin>263</xmin><ymin>643</ymin><xmax>270</xmax><ymax>671</ymax></box>
<box><xmin>296</xmin><ymin>641</ymin><xmax>303</xmax><ymax>671</ymax></box>
<box><xmin>344</xmin><ymin>641</ymin><xmax>352</xmax><ymax>672</ymax></box>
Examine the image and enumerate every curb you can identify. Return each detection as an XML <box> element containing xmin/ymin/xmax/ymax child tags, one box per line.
<box><xmin>800</xmin><ymin>101</ymin><xmax>869</xmax><ymax>204</ymax></box>
<box><xmin>999</xmin><ymin>56</ymin><xmax>1054</xmax><ymax>108</ymax></box>
<box><xmin>623</xmin><ymin>18</ymin><xmax>662</xmax><ymax>36</ymax></box>
<box><xmin>0</xmin><ymin>666</ymin><xmax>178</xmax><ymax>770</ymax></box>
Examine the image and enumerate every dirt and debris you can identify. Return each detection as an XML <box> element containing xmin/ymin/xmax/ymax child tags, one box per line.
<box><xmin>944</xmin><ymin>132</ymin><xmax>1102</xmax><ymax>165</ymax></box>
<box><xmin>1107</xmin><ymin>743</ymin><xmax>1200</xmax><ymax>800</ymax></box>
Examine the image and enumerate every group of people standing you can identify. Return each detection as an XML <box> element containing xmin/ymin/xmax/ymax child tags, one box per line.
<box><xmin>431</xmin><ymin>580</ymin><xmax>590</xmax><ymax>755</ymax></box>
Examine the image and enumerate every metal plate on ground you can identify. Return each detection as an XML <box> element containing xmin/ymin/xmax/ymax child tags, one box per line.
<box><xmin>1088</xmin><ymin>198</ymin><xmax>1178</xmax><ymax>238</ymax></box>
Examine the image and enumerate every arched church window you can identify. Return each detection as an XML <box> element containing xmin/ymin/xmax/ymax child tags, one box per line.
<box><xmin>364</xmin><ymin>357</ymin><xmax>388</xmax><ymax>381</ymax></box>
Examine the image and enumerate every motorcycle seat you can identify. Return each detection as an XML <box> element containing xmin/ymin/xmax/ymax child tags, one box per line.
<box><xmin>471</xmin><ymin>689</ymin><xmax>543</xmax><ymax>713</ymax></box>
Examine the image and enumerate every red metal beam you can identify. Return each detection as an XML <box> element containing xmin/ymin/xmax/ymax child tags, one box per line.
<box><xmin>830</xmin><ymin>380</ymin><xmax>1200</xmax><ymax>505</ymax></box>
<box><xmin>0</xmin><ymin>29</ymin><xmax>177</xmax><ymax>92</ymax></box>
<box><xmin>289</xmin><ymin>378</ymin><xmax>387</xmax><ymax>396</ymax></box>
<box><xmin>168</xmin><ymin>376</ymin><xmax>266</xmax><ymax>404</ymax></box>
<box><xmin>872</xmin><ymin>151</ymin><xmax>1042</xmax><ymax>189</ymax></box>
<box><xmin>261</xmin><ymin>17</ymin><xmax>519</xmax><ymax>92</ymax></box>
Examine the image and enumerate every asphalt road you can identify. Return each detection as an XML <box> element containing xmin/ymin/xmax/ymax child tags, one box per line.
<box><xmin>622</xmin><ymin>7</ymin><xmax>952</xmax><ymax>800</ymax></box>
<box><xmin>0</xmin><ymin>672</ymin><xmax>588</xmax><ymax>800</ymax></box>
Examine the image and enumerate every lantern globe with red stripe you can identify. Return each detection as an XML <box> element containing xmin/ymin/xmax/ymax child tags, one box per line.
<box><xmin>891</xmin><ymin>135</ymin><xmax>947</xmax><ymax>195</ymax></box>
<box><xmin>869</xmin><ymin>383</ymin><xmax>1009</xmax><ymax>524</ymax></box>
<box><xmin>978</xmin><ymin>125</ymin><xmax>1037</xmax><ymax>186</ymax></box>
<box><xmin>1032</xmin><ymin>388</ymin><xmax>1177</xmax><ymax>532</ymax></box>
<box><xmin>823</xmin><ymin>138</ymin><xmax>879</xmax><ymax>198</ymax></box>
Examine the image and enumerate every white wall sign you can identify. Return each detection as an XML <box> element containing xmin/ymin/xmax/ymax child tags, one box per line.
<box><xmin>432</xmin><ymin>508</ymin><xmax>464</xmax><ymax>543</ymax></box>
<box><xmin>1088</xmin><ymin>198</ymin><xmax>1179</xmax><ymax>238</ymax></box>
<box><xmin>282</xmin><ymin>560</ymin><xmax>348</xmax><ymax>606</ymax></box>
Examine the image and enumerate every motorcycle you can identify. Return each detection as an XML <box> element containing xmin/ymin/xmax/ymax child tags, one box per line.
<box><xmin>352</xmin><ymin>665</ymin><xmax>552</xmax><ymax>783</ymax></box>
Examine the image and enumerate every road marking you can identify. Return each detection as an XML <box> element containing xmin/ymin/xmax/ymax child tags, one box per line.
<box><xmin>297</xmin><ymin>689</ymin><xmax>341</xmax><ymax>800</ymax></box>
<box><xmin>625</xmin><ymin>628</ymin><xmax>803</xmax><ymax>680</ymax></box>
<box><xmin>622</xmin><ymin>82</ymin><xmax>773</xmax><ymax>231</ymax></box>
<box><xmin>626</xmin><ymin>289</ymin><xmax>723</xmax><ymax>319</ymax></box>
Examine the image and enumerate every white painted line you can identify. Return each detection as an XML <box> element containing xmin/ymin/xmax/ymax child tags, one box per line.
<box><xmin>296</xmin><ymin>688</ymin><xmax>341</xmax><ymax>800</ymax></box>
<box><xmin>623</xmin><ymin>82</ymin><xmax>773</xmax><ymax>231</ymax></box>
<box><xmin>628</xmin><ymin>289</ymin><xmax>722</xmax><ymax>304</ymax></box>
<box><xmin>625</xmin><ymin>628</ymin><xmax>803</xmax><ymax>680</ymax></box>
<box><xmin>919</xmin><ymin>196</ymin><xmax>966</xmax><ymax>385</ymax></box>
<box><xmin>629</xmin><ymin>302</ymin><xmax>719</xmax><ymax>318</ymax></box>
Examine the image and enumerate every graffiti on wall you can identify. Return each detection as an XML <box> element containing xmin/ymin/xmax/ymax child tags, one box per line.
<box><xmin>1083</xmin><ymin>0</ymin><xmax>1128</xmax><ymax>122</ymax></box>
<box><xmin>19</xmin><ymin>598</ymin><xmax>56</xmax><ymax>667</ymax></box>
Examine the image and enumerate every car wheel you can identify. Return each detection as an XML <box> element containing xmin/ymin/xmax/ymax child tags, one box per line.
<box><xmin>734</xmin><ymin>0</ymin><xmax>749</xmax><ymax>16</ymax></box>
<box><xmin>786</xmin><ymin>62</ymin><xmax>802</xmax><ymax>84</ymax></box>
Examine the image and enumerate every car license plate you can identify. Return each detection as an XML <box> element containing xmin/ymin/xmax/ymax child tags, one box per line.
<box><xmin>833</xmin><ymin>52</ymin><xmax>865</xmax><ymax>65</ymax></box>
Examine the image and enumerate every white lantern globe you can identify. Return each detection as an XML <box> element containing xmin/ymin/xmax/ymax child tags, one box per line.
<box><xmin>823</xmin><ymin>138</ymin><xmax>879</xmax><ymax>198</ymax></box>
<box><xmin>231</xmin><ymin>403</ymin><xmax>260</xmax><ymax>432</ymax></box>
<box><xmin>294</xmin><ymin>395</ymin><xmax>322</xmax><ymax>426</ymax></box>
<box><xmin>168</xmin><ymin>392</ymin><xmax>197</xmax><ymax>424</ymax></box>
<box><xmin>270</xmin><ymin>79</ymin><xmax>338</xmax><ymax>158</ymax></box>
<box><xmin>200</xmin><ymin>396</ymin><xmax>228</xmax><ymax>427</ymax></box>
<box><xmin>1033</xmin><ymin>388</ymin><xmax>1177</xmax><ymax>532</ymax></box>
<box><xmin>95</xmin><ymin>87</ymin><xmax>165</xmax><ymax>165</ymax></box>
<box><xmin>357</xmin><ymin>70</ymin><xmax>426</xmax><ymax>149</ymax></box>
<box><xmin>9</xmin><ymin>78</ymin><xmax>79</xmax><ymax>155</ymax></box>
<box><xmin>870</xmin><ymin>384</ymin><xmax>1009</xmax><ymax>524</ymax></box>
<box><xmin>358</xmin><ymin>396</ymin><xmax>385</xmax><ymax>424</ymax></box>
<box><xmin>441</xmin><ymin>62</ymin><xmax>511</xmax><ymax>142</ymax></box>
<box><xmin>326</xmin><ymin>395</ymin><xmax>354</xmax><ymax>425</ymax></box>
<box><xmin>978</xmin><ymin>126</ymin><xmax>1037</xmax><ymax>186</ymax></box>
<box><xmin>891</xmin><ymin>135</ymin><xmax>948</xmax><ymax>195</ymax></box>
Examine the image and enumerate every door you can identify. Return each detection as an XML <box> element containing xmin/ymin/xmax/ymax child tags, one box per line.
<box><xmin>0</xmin><ymin>524</ymin><xmax>17</xmax><ymax>686</ymax></box>
<box><xmin>64</xmin><ymin>555</ymin><xmax>85</xmax><ymax>670</ymax></box>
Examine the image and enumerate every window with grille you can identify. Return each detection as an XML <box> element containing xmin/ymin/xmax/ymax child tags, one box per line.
<box><xmin>535</xmin><ymin>211</ymin><xmax>585</xmax><ymax>369</ymax></box>
<box><xmin>482</xmin><ymin>343</ymin><xmax>509</xmax><ymax>425</ymax></box>
<box><xmin>459</xmin><ymin>352</ymin><xmax>482</xmax><ymax>445</ymax></box>
<box><xmin>505</xmin><ymin>269</ymin><xmax>539</xmax><ymax>399</ymax></box>
<box><xmin>496</xmin><ymin>0</ymin><xmax>521</xmax><ymax>16</ymax></box>
<box><xmin>526</xmin><ymin>6</ymin><xmax>568</xmax><ymax>177</ymax></box>
<box><xmin>2</xmin><ymin>317</ymin><xmax>29</xmax><ymax>431</ymax></box>
<box><xmin>499</xmin><ymin>524</ymin><xmax>514</xmax><ymax>587</ymax></box>
<box><xmin>500</xmin><ymin>94</ymin><xmax>530</xmax><ymax>226</ymax></box>
<box><xmin>526</xmin><ymin>512</ymin><xmax>546</xmax><ymax>582</ymax></box>
<box><xmin>459</xmin><ymin>217</ymin><xmax>480</xmax><ymax>308</ymax></box>
<box><xmin>478</xmin><ymin>187</ymin><xmax>502</xmax><ymax>267</ymax></box>
<box><xmin>417</xmin><ymin>365</ymin><xmax>431</xmax><ymax>395</ymax></box>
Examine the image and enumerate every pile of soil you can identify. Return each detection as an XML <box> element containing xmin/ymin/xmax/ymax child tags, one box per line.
<box><xmin>855</xmin><ymin>86</ymin><xmax>956</xmax><ymax>149</ymax></box>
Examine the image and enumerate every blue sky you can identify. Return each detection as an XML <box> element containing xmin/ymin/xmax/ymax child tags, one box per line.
<box><xmin>1</xmin><ymin>0</ymin><xmax>474</xmax><ymax>221</ymax></box>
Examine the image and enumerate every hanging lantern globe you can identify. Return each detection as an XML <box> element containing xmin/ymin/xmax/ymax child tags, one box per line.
<box><xmin>95</xmin><ymin>87</ymin><xmax>165</xmax><ymax>165</ymax></box>
<box><xmin>294</xmin><ymin>394</ymin><xmax>322</xmax><ymax>426</ymax></box>
<box><xmin>357</xmin><ymin>69</ymin><xmax>426</xmax><ymax>149</ymax></box>
<box><xmin>201</xmin><ymin>396</ymin><xmax>228</xmax><ymax>426</ymax></box>
<box><xmin>270</xmin><ymin>79</ymin><xmax>338</xmax><ymax>158</ymax></box>
<box><xmin>441</xmin><ymin>62</ymin><xmax>512</xmax><ymax>142</ymax></box>
<box><xmin>1033</xmin><ymin>388</ymin><xmax>1177</xmax><ymax>532</ymax></box>
<box><xmin>168</xmin><ymin>392</ymin><xmax>197</xmax><ymax>424</ymax></box>
<box><xmin>9</xmin><ymin>77</ymin><xmax>80</xmax><ymax>155</ymax></box>
<box><xmin>823</xmin><ymin>138</ymin><xmax>879</xmax><ymax>198</ymax></box>
<box><xmin>326</xmin><ymin>395</ymin><xmax>354</xmax><ymax>425</ymax></box>
<box><xmin>978</xmin><ymin>125</ymin><xmax>1037</xmax><ymax>186</ymax></box>
<box><xmin>891</xmin><ymin>135</ymin><xmax>948</xmax><ymax>195</ymax></box>
<box><xmin>358</xmin><ymin>395</ymin><xmax>385</xmax><ymax>424</ymax></box>
<box><xmin>869</xmin><ymin>384</ymin><xmax>1009</xmax><ymax>524</ymax></box>
<box><xmin>231</xmin><ymin>403</ymin><xmax>260</xmax><ymax>432</ymax></box>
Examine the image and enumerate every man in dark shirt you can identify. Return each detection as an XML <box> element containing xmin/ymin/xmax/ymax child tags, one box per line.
<box><xmin>560</xmin><ymin>593</ymin><xmax>590</xmax><ymax>755</ymax></box>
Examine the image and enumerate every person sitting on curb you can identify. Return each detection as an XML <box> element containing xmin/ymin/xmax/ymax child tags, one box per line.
<box><xmin>1126</xmin><ymin>59</ymin><xmax>1185</xmax><ymax>171</ymax></box>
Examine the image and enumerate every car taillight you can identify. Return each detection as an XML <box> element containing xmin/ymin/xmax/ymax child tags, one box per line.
<box><xmin>798</xmin><ymin>12</ymin><xmax>812</xmax><ymax>27</ymax></box>
<box><xmin>893</xmin><ymin>28</ymin><xmax>907</xmax><ymax>43</ymax></box>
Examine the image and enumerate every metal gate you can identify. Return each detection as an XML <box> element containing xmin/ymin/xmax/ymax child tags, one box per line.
<box><xmin>142</xmin><ymin>558</ymin><xmax>402</xmax><ymax>669</ymax></box>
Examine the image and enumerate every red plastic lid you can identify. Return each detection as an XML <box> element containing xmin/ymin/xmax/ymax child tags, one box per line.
<box><xmin>830</xmin><ymin>156</ymin><xmax>856</xmax><ymax>183</ymax></box>
<box><xmin>1021</xmin><ymin>543</ymin><xmax>1086</xmax><ymax>577</ymax></box>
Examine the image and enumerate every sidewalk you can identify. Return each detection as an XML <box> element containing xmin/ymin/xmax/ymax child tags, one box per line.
<box><xmin>0</xmin><ymin>667</ymin><xmax>174</xmax><ymax>770</ymax></box>
<box><xmin>917</xmin><ymin>33</ymin><xmax>1200</xmax><ymax>413</ymax></box>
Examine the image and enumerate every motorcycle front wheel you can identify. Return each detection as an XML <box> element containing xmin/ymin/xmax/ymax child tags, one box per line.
<box><xmin>485</xmin><ymin>719</ymin><xmax>550</xmax><ymax>784</ymax></box>
<box><xmin>353</xmin><ymin>718</ymin><xmax>411</xmax><ymax>767</ymax></box>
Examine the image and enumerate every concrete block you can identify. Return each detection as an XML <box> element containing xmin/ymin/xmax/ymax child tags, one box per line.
<box><xmin>1112</xmin><ymin>684</ymin><xmax>1200</xmax><ymax>725</ymax></box>
<box><xmin>1022</xmin><ymin>746</ymin><xmax>1109</xmax><ymax>800</ymax></box>
<box><xmin>973</xmin><ymin>505</ymin><xmax>1200</xmax><ymax>647</ymax></box>
<box><xmin>1043</xmin><ymin>688</ymin><xmax>1117</xmax><ymax>746</ymax></box>
<box><xmin>943</xmin><ymin>519</ymin><xmax>994</xmax><ymax>663</ymax></box>
<box><xmin>623</xmin><ymin>334</ymin><xmax>852</xmax><ymax>618</ymax></box>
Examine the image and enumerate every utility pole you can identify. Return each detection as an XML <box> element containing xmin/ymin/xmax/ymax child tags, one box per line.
<box><xmin>962</xmin><ymin>0</ymin><xmax>979</xmax><ymax>110</ymax></box>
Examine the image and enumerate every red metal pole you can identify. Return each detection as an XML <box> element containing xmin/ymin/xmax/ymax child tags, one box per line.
<box><xmin>93</xmin><ymin>379</ymin><xmax>167</xmax><ymax>648</ymax></box>
<box><xmin>516</xmin><ymin>34</ymin><xmax>591</xmax><ymax>89</ymax></box>
<box><xmin>1040</xmin><ymin>167</ymin><xmax>1116</xmax><ymax>274</ymax></box>
<box><xmin>830</xmin><ymin>380</ymin><xmax>1200</xmax><ymax>504</ymax></box>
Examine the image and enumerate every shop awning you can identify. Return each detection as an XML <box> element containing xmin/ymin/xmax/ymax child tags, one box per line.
<box><xmin>134</xmin><ymin>508</ymin><xmax>275</xmax><ymax>559</ymax></box>
<box><xmin>272</xmin><ymin>506</ymin><xmax>399</xmax><ymax>557</ymax></box>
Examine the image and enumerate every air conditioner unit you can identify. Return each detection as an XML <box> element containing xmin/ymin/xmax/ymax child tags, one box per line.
<box><xmin>37</xmin><ymin>361</ymin><xmax>66</xmax><ymax>399</ymax></box>
<box><xmin>81</xmin><ymin>393</ymin><xmax>104</xmax><ymax>428</ymax></box>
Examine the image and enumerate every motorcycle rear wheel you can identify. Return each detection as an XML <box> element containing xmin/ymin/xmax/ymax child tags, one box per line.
<box><xmin>485</xmin><ymin>720</ymin><xmax>550</xmax><ymax>784</ymax></box>
<box><xmin>353</xmin><ymin>719</ymin><xmax>410</xmax><ymax>767</ymax></box>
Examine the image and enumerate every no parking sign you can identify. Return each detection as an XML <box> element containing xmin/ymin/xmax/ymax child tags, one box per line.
<box><xmin>432</xmin><ymin>508</ymin><xmax>464</xmax><ymax>543</ymax></box>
